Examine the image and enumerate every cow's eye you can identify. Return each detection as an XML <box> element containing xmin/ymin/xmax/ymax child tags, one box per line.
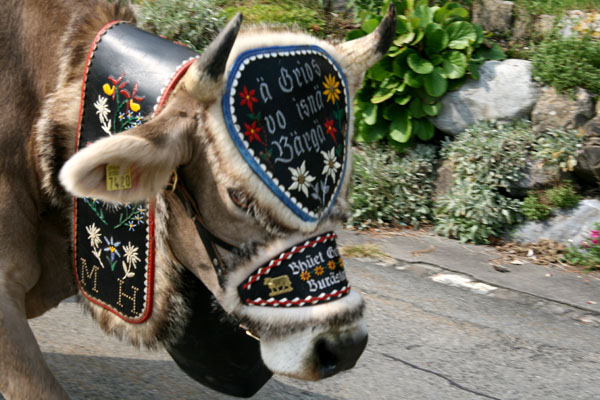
<box><xmin>228</xmin><ymin>189</ymin><xmax>250</xmax><ymax>211</ymax></box>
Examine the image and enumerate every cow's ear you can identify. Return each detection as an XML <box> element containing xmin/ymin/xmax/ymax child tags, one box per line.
<box><xmin>59</xmin><ymin>113</ymin><xmax>194</xmax><ymax>202</ymax></box>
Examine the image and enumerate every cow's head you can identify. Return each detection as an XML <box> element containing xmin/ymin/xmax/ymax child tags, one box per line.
<box><xmin>59</xmin><ymin>4</ymin><xmax>395</xmax><ymax>388</ymax></box>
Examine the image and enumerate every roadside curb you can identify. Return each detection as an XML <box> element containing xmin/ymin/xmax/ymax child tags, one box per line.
<box><xmin>338</xmin><ymin>229</ymin><xmax>600</xmax><ymax>315</ymax></box>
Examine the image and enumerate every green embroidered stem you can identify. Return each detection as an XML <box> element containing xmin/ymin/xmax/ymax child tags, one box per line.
<box><xmin>114</xmin><ymin>207</ymin><xmax>140</xmax><ymax>229</ymax></box>
<box><xmin>85</xmin><ymin>199</ymin><xmax>109</xmax><ymax>225</ymax></box>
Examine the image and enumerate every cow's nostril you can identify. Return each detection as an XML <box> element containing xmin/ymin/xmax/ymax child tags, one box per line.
<box><xmin>315</xmin><ymin>333</ymin><xmax>368</xmax><ymax>379</ymax></box>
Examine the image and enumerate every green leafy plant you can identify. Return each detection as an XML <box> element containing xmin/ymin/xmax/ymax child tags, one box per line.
<box><xmin>531</xmin><ymin>128</ymin><xmax>585</xmax><ymax>173</ymax></box>
<box><xmin>545</xmin><ymin>181</ymin><xmax>582</xmax><ymax>209</ymax></box>
<box><xmin>349</xmin><ymin>0</ymin><xmax>505</xmax><ymax>150</ymax></box>
<box><xmin>532</xmin><ymin>33</ymin><xmax>600</xmax><ymax>96</ymax></box>
<box><xmin>138</xmin><ymin>0</ymin><xmax>226</xmax><ymax>51</ymax></box>
<box><xmin>564</xmin><ymin>223</ymin><xmax>600</xmax><ymax>270</ymax></box>
<box><xmin>349</xmin><ymin>143</ymin><xmax>436</xmax><ymax>228</ymax></box>
<box><xmin>434</xmin><ymin>121</ymin><xmax>535</xmax><ymax>243</ymax></box>
<box><xmin>521</xmin><ymin>193</ymin><xmax>553</xmax><ymax>221</ymax></box>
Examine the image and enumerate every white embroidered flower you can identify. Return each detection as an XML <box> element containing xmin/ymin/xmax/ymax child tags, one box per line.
<box><xmin>94</xmin><ymin>95</ymin><xmax>110</xmax><ymax>124</ymax></box>
<box><xmin>101</xmin><ymin>119</ymin><xmax>112</xmax><ymax>136</ymax></box>
<box><xmin>321</xmin><ymin>148</ymin><xmax>341</xmax><ymax>180</ymax></box>
<box><xmin>288</xmin><ymin>161</ymin><xmax>315</xmax><ymax>198</ymax></box>
<box><xmin>122</xmin><ymin>242</ymin><xmax>140</xmax><ymax>267</ymax></box>
<box><xmin>86</xmin><ymin>223</ymin><xmax>102</xmax><ymax>249</ymax></box>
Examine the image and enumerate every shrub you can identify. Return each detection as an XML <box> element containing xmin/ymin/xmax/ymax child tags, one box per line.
<box><xmin>221</xmin><ymin>0</ymin><xmax>325</xmax><ymax>33</ymax></box>
<box><xmin>545</xmin><ymin>181</ymin><xmax>582</xmax><ymax>209</ymax></box>
<box><xmin>531</xmin><ymin>128</ymin><xmax>585</xmax><ymax>173</ymax></box>
<box><xmin>434</xmin><ymin>121</ymin><xmax>535</xmax><ymax>243</ymax></box>
<box><xmin>137</xmin><ymin>0</ymin><xmax>226</xmax><ymax>52</ymax></box>
<box><xmin>349</xmin><ymin>143</ymin><xmax>437</xmax><ymax>229</ymax></box>
<box><xmin>348</xmin><ymin>0</ymin><xmax>505</xmax><ymax>151</ymax></box>
<box><xmin>531</xmin><ymin>33</ymin><xmax>600</xmax><ymax>96</ymax></box>
<box><xmin>564</xmin><ymin>223</ymin><xmax>600</xmax><ymax>270</ymax></box>
<box><xmin>521</xmin><ymin>193</ymin><xmax>552</xmax><ymax>221</ymax></box>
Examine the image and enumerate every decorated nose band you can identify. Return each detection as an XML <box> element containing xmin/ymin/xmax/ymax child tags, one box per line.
<box><xmin>222</xmin><ymin>46</ymin><xmax>350</xmax><ymax>223</ymax></box>
<box><xmin>238</xmin><ymin>232</ymin><xmax>350</xmax><ymax>307</ymax></box>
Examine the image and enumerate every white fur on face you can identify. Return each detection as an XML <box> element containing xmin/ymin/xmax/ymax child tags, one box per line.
<box><xmin>259</xmin><ymin>320</ymin><xmax>368</xmax><ymax>380</ymax></box>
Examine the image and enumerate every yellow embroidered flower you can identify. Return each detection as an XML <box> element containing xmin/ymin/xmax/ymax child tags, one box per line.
<box><xmin>322</xmin><ymin>74</ymin><xmax>341</xmax><ymax>104</ymax></box>
<box><xmin>315</xmin><ymin>266</ymin><xmax>324</xmax><ymax>276</ymax></box>
<box><xmin>338</xmin><ymin>257</ymin><xmax>344</xmax><ymax>268</ymax></box>
<box><xmin>103</xmin><ymin>83</ymin><xmax>115</xmax><ymax>96</ymax></box>
<box><xmin>328</xmin><ymin>260</ymin><xmax>336</xmax><ymax>271</ymax></box>
<box><xmin>300</xmin><ymin>271</ymin><xmax>311</xmax><ymax>281</ymax></box>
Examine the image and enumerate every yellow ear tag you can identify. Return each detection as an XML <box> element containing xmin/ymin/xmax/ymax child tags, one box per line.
<box><xmin>106</xmin><ymin>164</ymin><xmax>132</xmax><ymax>191</ymax></box>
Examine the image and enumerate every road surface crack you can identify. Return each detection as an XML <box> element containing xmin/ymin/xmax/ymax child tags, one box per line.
<box><xmin>380</xmin><ymin>353</ymin><xmax>503</xmax><ymax>400</ymax></box>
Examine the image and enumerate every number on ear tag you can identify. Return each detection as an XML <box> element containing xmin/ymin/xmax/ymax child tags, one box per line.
<box><xmin>106</xmin><ymin>164</ymin><xmax>132</xmax><ymax>191</ymax></box>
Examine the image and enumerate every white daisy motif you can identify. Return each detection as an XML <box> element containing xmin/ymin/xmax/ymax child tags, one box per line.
<box><xmin>321</xmin><ymin>148</ymin><xmax>341</xmax><ymax>180</ymax></box>
<box><xmin>288</xmin><ymin>161</ymin><xmax>316</xmax><ymax>198</ymax></box>
<box><xmin>86</xmin><ymin>223</ymin><xmax>102</xmax><ymax>249</ymax></box>
<box><xmin>122</xmin><ymin>242</ymin><xmax>140</xmax><ymax>266</ymax></box>
<box><xmin>94</xmin><ymin>95</ymin><xmax>110</xmax><ymax>124</ymax></box>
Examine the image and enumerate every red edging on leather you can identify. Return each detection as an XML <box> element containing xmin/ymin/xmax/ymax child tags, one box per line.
<box><xmin>241</xmin><ymin>232</ymin><xmax>337</xmax><ymax>290</ymax></box>
<box><xmin>245</xmin><ymin>286</ymin><xmax>351</xmax><ymax>306</ymax></box>
<box><xmin>72</xmin><ymin>21</ymin><xmax>165</xmax><ymax>324</ymax></box>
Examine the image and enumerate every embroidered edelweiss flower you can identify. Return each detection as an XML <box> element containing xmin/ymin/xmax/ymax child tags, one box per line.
<box><xmin>322</xmin><ymin>74</ymin><xmax>341</xmax><ymax>104</ymax></box>
<box><xmin>122</xmin><ymin>242</ymin><xmax>141</xmax><ymax>267</ymax></box>
<box><xmin>86</xmin><ymin>223</ymin><xmax>102</xmax><ymax>249</ymax></box>
<box><xmin>314</xmin><ymin>266</ymin><xmax>324</xmax><ymax>276</ymax></box>
<box><xmin>103</xmin><ymin>236</ymin><xmax>121</xmax><ymax>262</ymax></box>
<box><xmin>321</xmin><ymin>148</ymin><xmax>341</xmax><ymax>180</ymax></box>
<box><xmin>288</xmin><ymin>161</ymin><xmax>315</xmax><ymax>198</ymax></box>
<box><xmin>101</xmin><ymin>119</ymin><xmax>112</xmax><ymax>136</ymax></box>
<box><xmin>94</xmin><ymin>95</ymin><xmax>110</xmax><ymax>124</ymax></box>
<box><xmin>328</xmin><ymin>260</ymin><xmax>336</xmax><ymax>271</ymax></box>
<box><xmin>300</xmin><ymin>271</ymin><xmax>311</xmax><ymax>281</ymax></box>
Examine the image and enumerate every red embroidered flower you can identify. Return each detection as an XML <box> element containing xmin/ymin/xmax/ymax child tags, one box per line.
<box><xmin>324</xmin><ymin>118</ymin><xmax>338</xmax><ymax>144</ymax></box>
<box><xmin>243</xmin><ymin>121</ymin><xmax>264</xmax><ymax>144</ymax></box>
<box><xmin>239</xmin><ymin>86</ymin><xmax>259</xmax><ymax>113</ymax></box>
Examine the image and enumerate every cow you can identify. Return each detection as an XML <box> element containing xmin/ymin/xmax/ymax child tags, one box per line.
<box><xmin>0</xmin><ymin>0</ymin><xmax>395</xmax><ymax>398</ymax></box>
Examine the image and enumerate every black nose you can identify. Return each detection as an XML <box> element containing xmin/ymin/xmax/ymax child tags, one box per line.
<box><xmin>315</xmin><ymin>332</ymin><xmax>368</xmax><ymax>379</ymax></box>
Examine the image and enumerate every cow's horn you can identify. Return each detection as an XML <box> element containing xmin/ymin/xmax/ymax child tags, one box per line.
<box><xmin>336</xmin><ymin>3</ymin><xmax>396</xmax><ymax>72</ymax></box>
<box><xmin>183</xmin><ymin>13</ymin><xmax>243</xmax><ymax>102</ymax></box>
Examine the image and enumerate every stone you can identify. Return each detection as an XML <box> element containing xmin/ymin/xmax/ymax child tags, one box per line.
<box><xmin>582</xmin><ymin>116</ymin><xmax>600</xmax><ymax>138</ymax></box>
<box><xmin>507</xmin><ymin>199</ymin><xmax>600</xmax><ymax>245</ymax></box>
<box><xmin>531</xmin><ymin>87</ymin><xmax>594</xmax><ymax>132</ymax></box>
<box><xmin>512</xmin><ymin>8</ymin><xmax>532</xmax><ymax>42</ymax></box>
<box><xmin>431</xmin><ymin>59</ymin><xmax>541</xmax><ymax>135</ymax></box>
<box><xmin>535</xmin><ymin>14</ymin><xmax>557</xmax><ymax>35</ymax></box>
<box><xmin>510</xmin><ymin>159</ymin><xmax>564</xmax><ymax>195</ymax></box>
<box><xmin>472</xmin><ymin>0</ymin><xmax>514</xmax><ymax>33</ymax></box>
<box><xmin>559</xmin><ymin>10</ymin><xmax>600</xmax><ymax>38</ymax></box>
<box><xmin>575</xmin><ymin>142</ymin><xmax>600</xmax><ymax>184</ymax></box>
<box><xmin>433</xmin><ymin>159</ymin><xmax>454</xmax><ymax>201</ymax></box>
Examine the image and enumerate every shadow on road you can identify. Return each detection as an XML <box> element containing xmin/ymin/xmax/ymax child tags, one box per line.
<box><xmin>42</xmin><ymin>352</ymin><xmax>337</xmax><ymax>400</ymax></box>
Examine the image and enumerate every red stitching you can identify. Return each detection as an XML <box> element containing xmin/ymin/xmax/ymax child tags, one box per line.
<box><xmin>241</xmin><ymin>232</ymin><xmax>337</xmax><ymax>290</ymax></box>
<box><xmin>245</xmin><ymin>286</ymin><xmax>351</xmax><ymax>306</ymax></box>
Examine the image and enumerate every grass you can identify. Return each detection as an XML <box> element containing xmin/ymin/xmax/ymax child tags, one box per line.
<box><xmin>513</xmin><ymin>0</ymin><xmax>598</xmax><ymax>16</ymax></box>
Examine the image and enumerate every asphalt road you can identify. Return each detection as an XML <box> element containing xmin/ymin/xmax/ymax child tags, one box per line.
<box><xmin>27</xmin><ymin>256</ymin><xmax>600</xmax><ymax>400</ymax></box>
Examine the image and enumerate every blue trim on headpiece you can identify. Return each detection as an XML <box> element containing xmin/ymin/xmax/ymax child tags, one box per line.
<box><xmin>222</xmin><ymin>45</ymin><xmax>351</xmax><ymax>223</ymax></box>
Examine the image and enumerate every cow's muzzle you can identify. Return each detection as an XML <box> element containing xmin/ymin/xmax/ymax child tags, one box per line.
<box><xmin>315</xmin><ymin>331</ymin><xmax>368</xmax><ymax>378</ymax></box>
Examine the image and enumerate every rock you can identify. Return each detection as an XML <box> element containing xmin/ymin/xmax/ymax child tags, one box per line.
<box><xmin>575</xmin><ymin>141</ymin><xmax>600</xmax><ymax>184</ymax></box>
<box><xmin>472</xmin><ymin>0</ymin><xmax>514</xmax><ymax>33</ymax></box>
<box><xmin>513</xmin><ymin>12</ymin><xmax>557</xmax><ymax>41</ymax></box>
<box><xmin>431</xmin><ymin>59</ymin><xmax>541</xmax><ymax>135</ymax></box>
<box><xmin>535</xmin><ymin>14</ymin><xmax>557</xmax><ymax>35</ymax></box>
<box><xmin>582</xmin><ymin>116</ymin><xmax>600</xmax><ymax>138</ymax></box>
<box><xmin>531</xmin><ymin>87</ymin><xmax>594</xmax><ymax>132</ymax></box>
<box><xmin>433</xmin><ymin>160</ymin><xmax>454</xmax><ymax>201</ymax></box>
<box><xmin>507</xmin><ymin>199</ymin><xmax>600</xmax><ymax>245</ymax></box>
<box><xmin>559</xmin><ymin>10</ymin><xmax>600</xmax><ymax>38</ymax></box>
<box><xmin>510</xmin><ymin>159</ymin><xmax>565</xmax><ymax>195</ymax></box>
